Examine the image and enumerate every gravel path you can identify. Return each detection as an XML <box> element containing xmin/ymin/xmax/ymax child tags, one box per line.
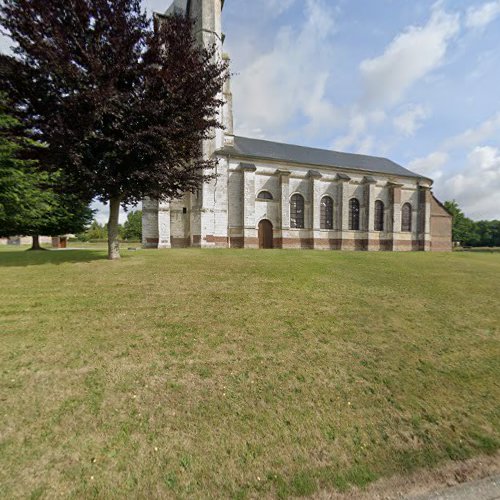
<box><xmin>410</xmin><ymin>474</ymin><xmax>500</xmax><ymax>500</ymax></box>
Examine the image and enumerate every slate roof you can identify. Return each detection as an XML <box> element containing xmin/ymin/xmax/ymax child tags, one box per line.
<box><xmin>217</xmin><ymin>136</ymin><xmax>428</xmax><ymax>180</ymax></box>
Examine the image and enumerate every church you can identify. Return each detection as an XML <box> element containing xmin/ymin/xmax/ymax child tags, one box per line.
<box><xmin>142</xmin><ymin>0</ymin><xmax>452</xmax><ymax>252</ymax></box>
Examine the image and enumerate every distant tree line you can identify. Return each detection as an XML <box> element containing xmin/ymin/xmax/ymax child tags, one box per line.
<box><xmin>444</xmin><ymin>201</ymin><xmax>500</xmax><ymax>247</ymax></box>
<box><xmin>77</xmin><ymin>211</ymin><xmax>142</xmax><ymax>242</ymax></box>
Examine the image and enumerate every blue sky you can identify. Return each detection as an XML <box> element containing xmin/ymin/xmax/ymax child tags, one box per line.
<box><xmin>2</xmin><ymin>0</ymin><xmax>500</xmax><ymax>222</ymax></box>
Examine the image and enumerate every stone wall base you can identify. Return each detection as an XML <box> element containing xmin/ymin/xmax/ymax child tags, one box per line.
<box><xmin>144</xmin><ymin>236</ymin><xmax>440</xmax><ymax>251</ymax></box>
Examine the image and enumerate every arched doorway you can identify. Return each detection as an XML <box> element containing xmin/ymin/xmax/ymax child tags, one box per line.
<box><xmin>258</xmin><ymin>220</ymin><xmax>273</xmax><ymax>249</ymax></box>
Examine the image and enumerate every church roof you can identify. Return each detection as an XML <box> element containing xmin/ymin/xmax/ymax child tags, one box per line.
<box><xmin>218</xmin><ymin>136</ymin><xmax>428</xmax><ymax>181</ymax></box>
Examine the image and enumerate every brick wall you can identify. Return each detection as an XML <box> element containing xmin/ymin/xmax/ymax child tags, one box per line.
<box><xmin>430</xmin><ymin>196</ymin><xmax>453</xmax><ymax>252</ymax></box>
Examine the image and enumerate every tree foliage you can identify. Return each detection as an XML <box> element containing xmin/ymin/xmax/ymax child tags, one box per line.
<box><xmin>122</xmin><ymin>210</ymin><xmax>142</xmax><ymax>241</ymax></box>
<box><xmin>474</xmin><ymin>220</ymin><xmax>500</xmax><ymax>247</ymax></box>
<box><xmin>76</xmin><ymin>220</ymin><xmax>109</xmax><ymax>242</ymax></box>
<box><xmin>0</xmin><ymin>97</ymin><xmax>93</xmax><ymax>246</ymax></box>
<box><xmin>444</xmin><ymin>200</ymin><xmax>500</xmax><ymax>247</ymax></box>
<box><xmin>444</xmin><ymin>201</ymin><xmax>478</xmax><ymax>245</ymax></box>
<box><xmin>0</xmin><ymin>0</ymin><xmax>227</xmax><ymax>259</ymax></box>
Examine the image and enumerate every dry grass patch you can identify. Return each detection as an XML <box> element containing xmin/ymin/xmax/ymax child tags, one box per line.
<box><xmin>0</xmin><ymin>247</ymin><xmax>499</xmax><ymax>498</ymax></box>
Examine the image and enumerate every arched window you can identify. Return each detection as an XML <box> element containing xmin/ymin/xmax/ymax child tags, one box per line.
<box><xmin>349</xmin><ymin>198</ymin><xmax>360</xmax><ymax>230</ymax></box>
<box><xmin>290</xmin><ymin>194</ymin><xmax>305</xmax><ymax>229</ymax></box>
<box><xmin>401</xmin><ymin>203</ymin><xmax>412</xmax><ymax>232</ymax></box>
<box><xmin>374</xmin><ymin>200</ymin><xmax>384</xmax><ymax>232</ymax></box>
<box><xmin>320</xmin><ymin>196</ymin><xmax>333</xmax><ymax>230</ymax></box>
<box><xmin>257</xmin><ymin>191</ymin><xmax>273</xmax><ymax>200</ymax></box>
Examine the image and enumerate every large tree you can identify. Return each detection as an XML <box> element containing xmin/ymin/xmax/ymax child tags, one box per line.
<box><xmin>0</xmin><ymin>98</ymin><xmax>93</xmax><ymax>249</ymax></box>
<box><xmin>0</xmin><ymin>0</ymin><xmax>227</xmax><ymax>259</ymax></box>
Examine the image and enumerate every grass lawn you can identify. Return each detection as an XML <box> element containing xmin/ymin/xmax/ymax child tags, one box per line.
<box><xmin>0</xmin><ymin>247</ymin><xmax>499</xmax><ymax>498</ymax></box>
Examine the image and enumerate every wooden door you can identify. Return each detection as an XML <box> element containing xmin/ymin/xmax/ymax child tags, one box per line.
<box><xmin>258</xmin><ymin>220</ymin><xmax>273</xmax><ymax>249</ymax></box>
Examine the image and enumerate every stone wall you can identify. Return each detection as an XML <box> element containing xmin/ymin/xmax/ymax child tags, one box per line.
<box><xmin>220</xmin><ymin>157</ymin><xmax>436</xmax><ymax>251</ymax></box>
<box><xmin>142</xmin><ymin>197</ymin><xmax>159</xmax><ymax>248</ymax></box>
<box><xmin>143</xmin><ymin>154</ymin><xmax>450</xmax><ymax>251</ymax></box>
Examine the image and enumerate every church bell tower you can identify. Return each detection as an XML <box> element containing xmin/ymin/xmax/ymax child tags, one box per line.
<box><xmin>187</xmin><ymin>0</ymin><xmax>225</xmax><ymax>153</ymax></box>
<box><xmin>142</xmin><ymin>0</ymin><xmax>230</xmax><ymax>249</ymax></box>
<box><xmin>187</xmin><ymin>0</ymin><xmax>224</xmax><ymax>46</ymax></box>
<box><xmin>186</xmin><ymin>0</ymin><xmax>229</xmax><ymax>248</ymax></box>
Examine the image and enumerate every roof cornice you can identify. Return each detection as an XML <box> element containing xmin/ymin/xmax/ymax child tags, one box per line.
<box><xmin>216</xmin><ymin>149</ymin><xmax>432</xmax><ymax>183</ymax></box>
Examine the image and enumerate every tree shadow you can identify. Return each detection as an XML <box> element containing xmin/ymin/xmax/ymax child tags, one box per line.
<box><xmin>0</xmin><ymin>249</ymin><xmax>110</xmax><ymax>267</ymax></box>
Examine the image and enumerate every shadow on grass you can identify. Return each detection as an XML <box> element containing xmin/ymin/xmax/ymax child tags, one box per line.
<box><xmin>0</xmin><ymin>249</ymin><xmax>108</xmax><ymax>267</ymax></box>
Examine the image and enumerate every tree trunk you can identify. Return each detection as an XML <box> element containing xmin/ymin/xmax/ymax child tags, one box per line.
<box><xmin>107</xmin><ymin>196</ymin><xmax>122</xmax><ymax>260</ymax></box>
<box><xmin>29</xmin><ymin>235</ymin><xmax>45</xmax><ymax>251</ymax></box>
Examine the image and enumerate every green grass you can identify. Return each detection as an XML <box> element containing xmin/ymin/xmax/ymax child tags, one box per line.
<box><xmin>0</xmin><ymin>247</ymin><xmax>499</xmax><ymax>498</ymax></box>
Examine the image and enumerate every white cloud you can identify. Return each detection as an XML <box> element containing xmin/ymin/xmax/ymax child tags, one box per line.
<box><xmin>301</xmin><ymin>72</ymin><xmax>341</xmax><ymax>136</ymax></box>
<box><xmin>92</xmin><ymin>201</ymin><xmax>133</xmax><ymax>225</ymax></box>
<box><xmin>359</xmin><ymin>6</ymin><xmax>460</xmax><ymax>108</ymax></box>
<box><xmin>465</xmin><ymin>1</ymin><xmax>500</xmax><ymax>29</ymax></box>
<box><xmin>0</xmin><ymin>34</ymin><xmax>12</xmax><ymax>54</ymax></box>
<box><xmin>355</xmin><ymin>135</ymin><xmax>376</xmax><ymax>155</ymax></box>
<box><xmin>408</xmin><ymin>114</ymin><xmax>500</xmax><ymax>219</ymax></box>
<box><xmin>468</xmin><ymin>144</ymin><xmax>500</xmax><ymax>171</ymax></box>
<box><xmin>408</xmin><ymin>111</ymin><xmax>500</xmax><ymax>170</ymax></box>
<box><xmin>393</xmin><ymin>104</ymin><xmax>430</xmax><ymax>136</ymax></box>
<box><xmin>333</xmin><ymin>109</ymin><xmax>385</xmax><ymax>152</ymax></box>
<box><xmin>329</xmin><ymin>3</ymin><xmax>459</xmax><ymax>156</ymax></box>
<box><xmin>232</xmin><ymin>0</ymin><xmax>338</xmax><ymax>138</ymax></box>
<box><xmin>407</xmin><ymin>151</ymin><xmax>449</xmax><ymax>178</ymax></box>
<box><xmin>262</xmin><ymin>0</ymin><xmax>297</xmax><ymax>17</ymax></box>
<box><xmin>439</xmin><ymin>146</ymin><xmax>500</xmax><ymax>219</ymax></box>
<box><xmin>442</xmin><ymin>112</ymin><xmax>500</xmax><ymax>150</ymax></box>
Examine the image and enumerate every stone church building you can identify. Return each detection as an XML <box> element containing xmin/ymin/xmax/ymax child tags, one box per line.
<box><xmin>143</xmin><ymin>0</ymin><xmax>452</xmax><ymax>252</ymax></box>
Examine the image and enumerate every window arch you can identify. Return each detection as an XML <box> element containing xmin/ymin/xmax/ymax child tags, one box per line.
<box><xmin>401</xmin><ymin>203</ymin><xmax>412</xmax><ymax>232</ymax></box>
<box><xmin>349</xmin><ymin>198</ymin><xmax>360</xmax><ymax>230</ymax></box>
<box><xmin>374</xmin><ymin>200</ymin><xmax>384</xmax><ymax>232</ymax></box>
<box><xmin>290</xmin><ymin>194</ymin><xmax>305</xmax><ymax>229</ymax></box>
<box><xmin>320</xmin><ymin>196</ymin><xmax>333</xmax><ymax>230</ymax></box>
<box><xmin>257</xmin><ymin>191</ymin><xmax>273</xmax><ymax>200</ymax></box>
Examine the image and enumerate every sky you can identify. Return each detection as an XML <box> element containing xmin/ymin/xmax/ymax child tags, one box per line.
<box><xmin>1</xmin><ymin>0</ymin><xmax>499</xmax><ymax>222</ymax></box>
